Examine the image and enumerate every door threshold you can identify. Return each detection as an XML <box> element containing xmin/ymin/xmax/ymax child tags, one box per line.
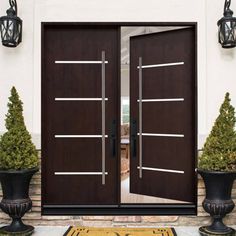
<box><xmin>42</xmin><ymin>204</ymin><xmax>197</xmax><ymax>215</ymax></box>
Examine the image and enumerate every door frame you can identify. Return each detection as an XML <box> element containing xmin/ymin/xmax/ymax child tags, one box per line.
<box><xmin>41</xmin><ymin>22</ymin><xmax>198</xmax><ymax>215</ymax></box>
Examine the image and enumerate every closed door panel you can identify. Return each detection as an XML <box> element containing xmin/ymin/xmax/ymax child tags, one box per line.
<box><xmin>53</xmin><ymin>139</ymin><xmax>102</xmax><ymax>171</ymax></box>
<box><xmin>53</xmin><ymin>65</ymin><xmax>102</xmax><ymax>98</ymax></box>
<box><xmin>52</xmin><ymin>102</ymin><xmax>102</xmax><ymax>134</ymax></box>
<box><xmin>42</xmin><ymin>25</ymin><xmax>119</xmax><ymax>205</ymax></box>
<box><xmin>130</xmin><ymin>28</ymin><xmax>196</xmax><ymax>203</ymax></box>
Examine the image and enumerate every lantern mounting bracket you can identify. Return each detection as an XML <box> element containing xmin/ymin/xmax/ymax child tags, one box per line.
<box><xmin>224</xmin><ymin>0</ymin><xmax>231</xmax><ymax>10</ymax></box>
<box><xmin>224</xmin><ymin>0</ymin><xmax>233</xmax><ymax>17</ymax></box>
<box><xmin>9</xmin><ymin>0</ymin><xmax>17</xmax><ymax>16</ymax></box>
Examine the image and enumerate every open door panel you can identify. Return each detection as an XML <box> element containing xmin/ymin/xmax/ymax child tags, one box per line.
<box><xmin>130</xmin><ymin>28</ymin><xmax>196</xmax><ymax>203</ymax></box>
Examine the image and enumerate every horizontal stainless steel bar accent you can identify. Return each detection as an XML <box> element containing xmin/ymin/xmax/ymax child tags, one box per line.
<box><xmin>54</xmin><ymin>172</ymin><xmax>108</xmax><ymax>175</ymax></box>
<box><xmin>137</xmin><ymin>62</ymin><xmax>184</xmax><ymax>69</ymax></box>
<box><xmin>137</xmin><ymin>98</ymin><xmax>184</xmax><ymax>102</ymax></box>
<box><xmin>55</xmin><ymin>98</ymin><xmax>108</xmax><ymax>101</ymax></box>
<box><xmin>137</xmin><ymin>133</ymin><xmax>184</xmax><ymax>138</ymax></box>
<box><xmin>55</xmin><ymin>135</ymin><xmax>108</xmax><ymax>138</ymax></box>
<box><xmin>137</xmin><ymin>166</ymin><xmax>184</xmax><ymax>174</ymax></box>
<box><xmin>55</xmin><ymin>61</ymin><xmax>108</xmax><ymax>64</ymax></box>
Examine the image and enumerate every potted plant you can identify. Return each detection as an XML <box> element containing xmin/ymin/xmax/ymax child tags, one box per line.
<box><xmin>198</xmin><ymin>92</ymin><xmax>236</xmax><ymax>236</ymax></box>
<box><xmin>0</xmin><ymin>87</ymin><xmax>39</xmax><ymax>235</ymax></box>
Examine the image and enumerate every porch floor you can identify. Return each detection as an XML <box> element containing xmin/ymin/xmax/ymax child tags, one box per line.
<box><xmin>31</xmin><ymin>226</ymin><xmax>205</xmax><ymax>236</ymax></box>
<box><xmin>0</xmin><ymin>225</ymin><xmax>235</xmax><ymax>235</ymax></box>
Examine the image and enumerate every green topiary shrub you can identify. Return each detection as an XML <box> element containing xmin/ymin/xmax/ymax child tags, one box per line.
<box><xmin>0</xmin><ymin>87</ymin><xmax>38</xmax><ymax>170</ymax></box>
<box><xmin>198</xmin><ymin>92</ymin><xmax>236</xmax><ymax>172</ymax></box>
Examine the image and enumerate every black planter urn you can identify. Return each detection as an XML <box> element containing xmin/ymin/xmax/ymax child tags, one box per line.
<box><xmin>0</xmin><ymin>168</ymin><xmax>38</xmax><ymax>235</ymax></box>
<box><xmin>198</xmin><ymin>169</ymin><xmax>236</xmax><ymax>236</ymax></box>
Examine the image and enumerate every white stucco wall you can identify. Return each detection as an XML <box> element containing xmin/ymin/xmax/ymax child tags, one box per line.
<box><xmin>0</xmin><ymin>0</ymin><xmax>235</xmax><ymax>149</ymax></box>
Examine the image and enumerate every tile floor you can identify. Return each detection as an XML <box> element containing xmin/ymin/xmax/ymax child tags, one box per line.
<box><xmin>121</xmin><ymin>173</ymin><xmax>188</xmax><ymax>204</ymax></box>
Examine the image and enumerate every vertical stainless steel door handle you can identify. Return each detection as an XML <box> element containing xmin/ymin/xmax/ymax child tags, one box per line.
<box><xmin>101</xmin><ymin>51</ymin><xmax>106</xmax><ymax>185</ymax></box>
<box><xmin>131</xmin><ymin>118</ymin><xmax>137</xmax><ymax>158</ymax></box>
<box><xmin>110</xmin><ymin>120</ymin><xmax>117</xmax><ymax>157</ymax></box>
<box><xmin>138</xmin><ymin>57</ymin><xmax>143</xmax><ymax>178</ymax></box>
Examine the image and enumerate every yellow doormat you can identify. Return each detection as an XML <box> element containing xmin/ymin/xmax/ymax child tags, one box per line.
<box><xmin>63</xmin><ymin>226</ymin><xmax>177</xmax><ymax>236</ymax></box>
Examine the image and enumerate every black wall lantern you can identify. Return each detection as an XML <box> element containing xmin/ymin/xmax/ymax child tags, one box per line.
<box><xmin>0</xmin><ymin>0</ymin><xmax>22</xmax><ymax>47</ymax></box>
<box><xmin>217</xmin><ymin>0</ymin><xmax>236</xmax><ymax>48</ymax></box>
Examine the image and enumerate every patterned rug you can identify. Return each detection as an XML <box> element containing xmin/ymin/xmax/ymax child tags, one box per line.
<box><xmin>64</xmin><ymin>226</ymin><xmax>177</xmax><ymax>236</ymax></box>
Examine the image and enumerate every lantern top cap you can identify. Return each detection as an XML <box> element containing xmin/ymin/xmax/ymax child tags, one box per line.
<box><xmin>224</xmin><ymin>8</ymin><xmax>233</xmax><ymax>17</ymax></box>
<box><xmin>6</xmin><ymin>7</ymin><xmax>16</xmax><ymax>17</ymax></box>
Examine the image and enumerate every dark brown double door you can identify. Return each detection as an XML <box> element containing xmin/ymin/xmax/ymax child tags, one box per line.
<box><xmin>42</xmin><ymin>24</ymin><xmax>196</xmax><ymax>208</ymax></box>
